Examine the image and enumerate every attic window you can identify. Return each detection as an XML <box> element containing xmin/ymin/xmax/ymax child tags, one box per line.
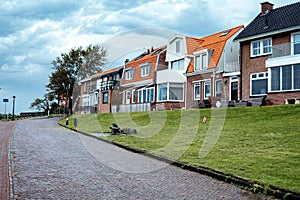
<box><xmin>220</xmin><ymin>29</ymin><xmax>231</xmax><ymax>37</ymax></box>
<box><xmin>151</xmin><ymin>48</ymin><xmax>163</xmax><ymax>55</ymax></box>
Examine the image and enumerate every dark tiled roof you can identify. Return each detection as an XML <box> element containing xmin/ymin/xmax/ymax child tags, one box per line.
<box><xmin>234</xmin><ymin>2</ymin><xmax>300</xmax><ymax>41</ymax></box>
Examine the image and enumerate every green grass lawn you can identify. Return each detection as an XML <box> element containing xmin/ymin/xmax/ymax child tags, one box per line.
<box><xmin>60</xmin><ymin>105</ymin><xmax>300</xmax><ymax>193</ymax></box>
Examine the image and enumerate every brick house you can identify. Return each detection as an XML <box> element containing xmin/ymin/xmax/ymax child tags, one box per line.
<box><xmin>96</xmin><ymin>67</ymin><xmax>123</xmax><ymax>113</ymax></box>
<box><xmin>184</xmin><ymin>26</ymin><xmax>244</xmax><ymax>108</ymax></box>
<box><xmin>234</xmin><ymin>2</ymin><xmax>300</xmax><ymax>105</ymax></box>
<box><xmin>76</xmin><ymin>66</ymin><xmax>123</xmax><ymax>114</ymax></box>
<box><xmin>115</xmin><ymin>46</ymin><xmax>167</xmax><ymax>112</ymax></box>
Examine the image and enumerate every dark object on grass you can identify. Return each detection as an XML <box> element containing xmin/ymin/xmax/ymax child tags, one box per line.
<box><xmin>110</xmin><ymin>123</ymin><xmax>122</xmax><ymax>135</ymax></box>
<box><xmin>260</xmin><ymin>95</ymin><xmax>267</xmax><ymax>107</ymax></box>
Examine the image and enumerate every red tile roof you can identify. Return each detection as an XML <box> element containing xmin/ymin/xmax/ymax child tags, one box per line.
<box><xmin>122</xmin><ymin>46</ymin><xmax>167</xmax><ymax>85</ymax></box>
<box><xmin>186</xmin><ymin>25</ymin><xmax>244</xmax><ymax>73</ymax></box>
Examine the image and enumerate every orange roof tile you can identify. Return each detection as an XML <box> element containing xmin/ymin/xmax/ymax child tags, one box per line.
<box><xmin>186</xmin><ymin>25</ymin><xmax>244</xmax><ymax>73</ymax></box>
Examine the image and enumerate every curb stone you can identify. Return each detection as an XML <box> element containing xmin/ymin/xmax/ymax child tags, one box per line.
<box><xmin>59</xmin><ymin>123</ymin><xmax>300</xmax><ymax>200</ymax></box>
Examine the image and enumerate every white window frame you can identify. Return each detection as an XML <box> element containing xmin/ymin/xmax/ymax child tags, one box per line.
<box><xmin>195</xmin><ymin>53</ymin><xmax>208</xmax><ymax>70</ymax></box>
<box><xmin>291</xmin><ymin>32</ymin><xmax>300</xmax><ymax>55</ymax></box>
<box><xmin>125</xmin><ymin>91</ymin><xmax>131</xmax><ymax>104</ymax></box>
<box><xmin>94</xmin><ymin>92</ymin><xmax>99</xmax><ymax>104</ymax></box>
<box><xmin>171</xmin><ymin>59</ymin><xmax>184</xmax><ymax>71</ymax></box>
<box><xmin>137</xmin><ymin>87</ymin><xmax>155</xmax><ymax>103</ymax></box>
<box><xmin>157</xmin><ymin>82</ymin><xmax>184</xmax><ymax>102</ymax></box>
<box><xmin>83</xmin><ymin>82</ymin><xmax>87</xmax><ymax>92</ymax></box>
<box><xmin>131</xmin><ymin>90</ymin><xmax>136</xmax><ymax>103</ymax></box>
<box><xmin>176</xmin><ymin>40</ymin><xmax>180</xmax><ymax>53</ymax></box>
<box><xmin>251</xmin><ymin>38</ymin><xmax>272</xmax><ymax>57</ymax></box>
<box><xmin>250</xmin><ymin>72</ymin><xmax>268</xmax><ymax>96</ymax></box>
<box><xmin>126</xmin><ymin>69</ymin><xmax>134</xmax><ymax>80</ymax></box>
<box><xmin>193</xmin><ymin>81</ymin><xmax>200</xmax><ymax>100</ymax></box>
<box><xmin>140</xmin><ymin>63</ymin><xmax>151</xmax><ymax>77</ymax></box>
<box><xmin>204</xmin><ymin>80</ymin><xmax>211</xmax><ymax>100</ymax></box>
<box><xmin>102</xmin><ymin>92</ymin><xmax>108</xmax><ymax>104</ymax></box>
<box><xmin>269</xmin><ymin>64</ymin><xmax>300</xmax><ymax>92</ymax></box>
<box><xmin>215</xmin><ymin>79</ymin><xmax>222</xmax><ymax>97</ymax></box>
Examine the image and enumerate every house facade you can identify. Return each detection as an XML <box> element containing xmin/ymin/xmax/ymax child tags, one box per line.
<box><xmin>115</xmin><ymin>46</ymin><xmax>167</xmax><ymax>112</ymax></box>
<box><xmin>76</xmin><ymin>67</ymin><xmax>123</xmax><ymax>114</ymax></box>
<box><xmin>184</xmin><ymin>26</ymin><xmax>244</xmax><ymax>108</ymax></box>
<box><xmin>234</xmin><ymin>2</ymin><xmax>300</xmax><ymax>105</ymax></box>
<box><xmin>96</xmin><ymin>67</ymin><xmax>123</xmax><ymax>113</ymax></box>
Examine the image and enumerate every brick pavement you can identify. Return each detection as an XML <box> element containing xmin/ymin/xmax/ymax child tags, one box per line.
<box><xmin>10</xmin><ymin>118</ymin><xmax>276</xmax><ymax>199</ymax></box>
<box><xmin>0</xmin><ymin>121</ymin><xmax>15</xmax><ymax>200</ymax></box>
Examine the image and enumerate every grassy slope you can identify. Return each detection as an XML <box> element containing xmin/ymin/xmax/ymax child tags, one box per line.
<box><xmin>60</xmin><ymin>105</ymin><xmax>300</xmax><ymax>193</ymax></box>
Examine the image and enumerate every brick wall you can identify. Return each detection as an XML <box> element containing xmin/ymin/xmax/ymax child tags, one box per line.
<box><xmin>240</xmin><ymin>32</ymin><xmax>300</xmax><ymax>104</ymax></box>
<box><xmin>186</xmin><ymin>73</ymin><xmax>212</xmax><ymax>109</ymax></box>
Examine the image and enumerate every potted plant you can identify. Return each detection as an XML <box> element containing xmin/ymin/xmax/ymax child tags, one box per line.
<box><xmin>265</xmin><ymin>97</ymin><xmax>272</xmax><ymax>106</ymax></box>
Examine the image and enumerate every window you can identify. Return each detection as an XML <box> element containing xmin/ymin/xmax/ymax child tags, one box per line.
<box><xmin>158</xmin><ymin>83</ymin><xmax>184</xmax><ymax>101</ymax></box>
<box><xmin>126</xmin><ymin>69</ymin><xmax>134</xmax><ymax>80</ymax></box>
<box><xmin>94</xmin><ymin>93</ymin><xmax>99</xmax><ymax>104</ymax></box>
<box><xmin>176</xmin><ymin>40</ymin><xmax>180</xmax><ymax>53</ymax></box>
<box><xmin>294</xmin><ymin>64</ymin><xmax>300</xmax><ymax>89</ymax></box>
<box><xmin>169</xmin><ymin>83</ymin><xmax>184</xmax><ymax>100</ymax></box>
<box><xmin>126</xmin><ymin>91</ymin><xmax>131</xmax><ymax>104</ymax></box>
<box><xmin>195</xmin><ymin>53</ymin><xmax>208</xmax><ymax>70</ymax></box>
<box><xmin>250</xmin><ymin>72</ymin><xmax>268</xmax><ymax>96</ymax></box>
<box><xmin>113</xmin><ymin>74</ymin><xmax>119</xmax><ymax>80</ymax></box>
<box><xmin>83</xmin><ymin>82</ymin><xmax>87</xmax><ymax>92</ymax></box>
<box><xmin>251</xmin><ymin>38</ymin><xmax>272</xmax><ymax>57</ymax></box>
<box><xmin>132</xmin><ymin>90</ymin><xmax>136</xmax><ymax>103</ymax></box>
<box><xmin>270</xmin><ymin>64</ymin><xmax>300</xmax><ymax>92</ymax></box>
<box><xmin>171</xmin><ymin>59</ymin><xmax>184</xmax><ymax>71</ymax></box>
<box><xmin>158</xmin><ymin>83</ymin><xmax>167</xmax><ymax>101</ymax></box>
<box><xmin>194</xmin><ymin>82</ymin><xmax>200</xmax><ymax>100</ymax></box>
<box><xmin>140</xmin><ymin>63</ymin><xmax>150</xmax><ymax>77</ymax></box>
<box><xmin>103</xmin><ymin>92</ymin><xmax>108</xmax><ymax>104</ymax></box>
<box><xmin>215</xmin><ymin>79</ymin><xmax>222</xmax><ymax>97</ymax></box>
<box><xmin>292</xmin><ymin>33</ymin><xmax>300</xmax><ymax>55</ymax></box>
<box><xmin>204</xmin><ymin>81</ymin><xmax>211</xmax><ymax>99</ymax></box>
<box><xmin>138</xmin><ymin>87</ymin><xmax>155</xmax><ymax>103</ymax></box>
<box><xmin>89</xmin><ymin>80</ymin><xmax>93</xmax><ymax>91</ymax></box>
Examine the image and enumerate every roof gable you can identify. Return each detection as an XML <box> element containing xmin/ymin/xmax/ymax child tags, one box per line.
<box><xmin>235</xmin><ymin>2</ymin><xmax>300</xmax><ymax>41</ymax></box>
<box><xmin>186</xmin><ymin>25</ymin><xmax>243</xmax><ymax>73</ymax></box>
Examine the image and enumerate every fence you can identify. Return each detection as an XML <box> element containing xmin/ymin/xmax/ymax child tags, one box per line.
<box><xmin>111</xmin><ymin>103</ymin><xmax>151</xmax><ymax>113</ymax></box>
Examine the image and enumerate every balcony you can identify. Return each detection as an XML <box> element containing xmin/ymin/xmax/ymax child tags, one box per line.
<box><xmin>268</xmin><ymin>42</ymin><xmax>300</xmax><ymax>58</ymax></box>
<box><xmin>266</xmin><ymin>42</ymin><xmax>300</xmax><ymax>68</ymax></box>
<box><xmin>99</xmin><ymin>80</ymin><xmax>119</xmax><ymax>91</ymax></box>
<box><xmin>224</xmin><ymin>61</ymin><xmax>240</xmax><ymax>73</ymax></box>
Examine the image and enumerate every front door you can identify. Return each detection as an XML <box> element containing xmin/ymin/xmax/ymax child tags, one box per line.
<box><xmin>231</xmin><ymin>82</ymin><xmax>238</xmax><ymax>101</ymax></box>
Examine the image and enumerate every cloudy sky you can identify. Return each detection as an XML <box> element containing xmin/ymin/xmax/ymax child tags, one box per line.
<box><xmin>0</xmin><ymin>0</ymin><xmax>297</xmax><ymax>114</ymax></box>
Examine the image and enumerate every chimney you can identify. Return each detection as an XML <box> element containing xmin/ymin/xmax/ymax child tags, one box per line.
<box><xmin>261</xmin><ymin>2</ymin><xmax>274</xmax><ymax>14</ymax></box>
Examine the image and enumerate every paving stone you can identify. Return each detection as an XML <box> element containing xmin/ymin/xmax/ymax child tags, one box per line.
<box><xmin>10</xmin><ymin>118</ymin><xmax>276</xmax><ymax>199</ymax></box>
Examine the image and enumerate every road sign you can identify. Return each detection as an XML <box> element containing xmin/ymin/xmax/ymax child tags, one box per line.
<box><xmin>3</xmin><ymin>98</ymin><xmax>8</xmax><ymax>103</ymax></box>
<box><xmin>61</xmin><ymin>100</ymin><xmax>67</xmax><ymax>106</ymax></box>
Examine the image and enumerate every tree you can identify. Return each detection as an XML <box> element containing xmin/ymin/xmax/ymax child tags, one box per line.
<box><xmin>46</xmin><ymin>44</ymin><xmax>106</xmax><ymax>112</ymax></box>
<box><xmin>29</xmin><ymin>97</ymin><xmax>49</xmax><ymax>113</ymax></box>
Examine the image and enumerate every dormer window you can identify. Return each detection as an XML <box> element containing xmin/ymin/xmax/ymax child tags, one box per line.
<box><xmin>176</xmin><ymin>40</ymin><xmax>180</xmax><ymax>53</ymax></box>
<box><xmin>171</xmin><ymin>59</ymin><xmax>184</xmax><ymax>71</ymax></box>
<box><xmin>195</xmin><ymin>52</ymin><xmax>208</xmax><ymax>70</ymax></box>
<box><xmin>140</xmin><ymin>63</ymin><xmax>151</xmax><ymax>77</ymax></box>
<box><xmin>126</xmin><ymin>68</ymin><xmax>134</xmax><ymax>80</ymax></box>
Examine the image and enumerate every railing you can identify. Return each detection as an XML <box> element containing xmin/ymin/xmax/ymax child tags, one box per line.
<box><xmin>111</xmin><ymin>103</ymin><xmax>151</xmax><ymax>113</ymax></box>
<box><xmin>99</xmin><ymin>80</ymin><xmax>119</xmax><ymax>91</ymax></box>
<box><xmin>269</xmin><ymin>42</ymin><xmax>300</xmax><ymax>59</ymax></box>
<box><xmin>224</xmin><ymin>61</ymin><xmax>240</xmax><ymax>73</ymax></box>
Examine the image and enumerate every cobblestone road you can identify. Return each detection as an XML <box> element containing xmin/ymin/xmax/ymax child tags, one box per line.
<box><xmin>0</xmin><ymin>121</ymin><xmax>15</xmax><ymax>200</ymax></box>
<box><xmin>10</xmin><ymin>118</ymin><xmax>274</xmax><ymax>199</ymax></box>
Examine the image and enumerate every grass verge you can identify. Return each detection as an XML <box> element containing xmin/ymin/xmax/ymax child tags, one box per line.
<box><xmin>60</xmin><ymin>105</ymin><xmax>300</xmax><ymax>194</ymax></box>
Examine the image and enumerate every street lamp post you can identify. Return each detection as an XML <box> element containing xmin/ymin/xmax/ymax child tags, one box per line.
<box><xmin>12</xmin><ymin>96</ymin><xmax>16</xmax><ymax>120</ymax></box>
